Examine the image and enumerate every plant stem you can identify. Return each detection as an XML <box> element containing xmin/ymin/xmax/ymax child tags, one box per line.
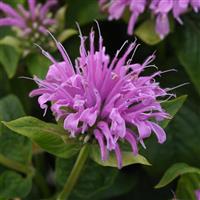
<box><xmin>0</xmin><ymin>153</ymin><xmax>34</xmax><ymax>176</ymax></box>
<box><xmin>57</xmin><ymin>144</ymin><xmax>89</xmax><ymax>200</ymax></box>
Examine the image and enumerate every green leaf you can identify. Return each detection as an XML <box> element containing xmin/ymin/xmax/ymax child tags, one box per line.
<box><xmin>0</xmin><ymin>44</ymin><xmax>20</xmax><ymax>78</ymax></box>
<box><xmin>161</xmin><ymin>95</ymin><xmax>187</xmax><ymax>128</ymax></box>
<box><xmin>0</xmin><ymin>95</ymin><xmax>32</xmax><ymax>198</ymax></box>
<box><xmin>135</xmin><ymin>19</ymin><xmax>162</xmax><ymax>45</ymax></box>
<box><xmin>25</xmin><ymin>53</ymin><xmax>51</xmax><ymax>79</ymax></box>
<box><xmin>65</xmin><ymin>0</ymin><xmax>105</xmax><ymax>27</ymax></box>
<box><xmin>176</xmin><ymin>173</ymin><xmax>200</xmax><ymax>200</ymax></box>
<box><xmin>172</xmin><ymin>14</ymin><xmax>200</xmax><ymax>95</ymax></box>
<box><xmin>95</xmin><ymin>170</ymin><xmax>137</xmax><ymax>200</ymax></box>
<box><xmin>2</xmin><ymin>116</ymin><xmax>81</xmax><ymax>159</ymax></box>
<box><xmin>55</xmin><ymin>6</ymin><xmax>67</xmax><ymax>31</ymax></box>
<box><xmin>10</xmin><ymin>75</ymin><xmax>35</xmax><ymax>114</ymax></box>
<box><xmin>0</xmin><ymin>36</ymin><xmax>21</xmax><ymax>52</ymax></box>
<box><xmin>0</xmin><ymin>27</ymin><xmax>15</xmax><ymax>39</ymax></box>
<box><xmin>0</xmin><ymin>131</ymin><xmax>32</xmax><ymax>166</ymax></box>
<box><xmin>2</xmin><ymin>0</ymin><xmax>25</xmax><ymax>7</ymax></box>
<box><xmin>0</xmin><ymin>95</ymin><xmax>31</xmax><ymax>164</ymax></box>
<box><xmin>57</xmin><ymin>29</ymin><xmax>77</xmax><ymax>43</ymax></box>
<box><xmin>0</xmin><ymin>67</ymin><xmax>10</xmax><ymax>98</ymax></box>
<box><xmin>141</xmin><ymin>99</ymin><xmax>200</xmax><ymax>177</ymax></box>
<box><xmin>90</xmin><ymin>146</ymin><xmax>151</xmax><ymax>168</ymax></box>
<box><xmin>0</xmin><ymin>95</ymin><xmax>25</xmax><ymax>122</ymax></box>
<box><xmin>0</xmin><ymin>170</ymin><xmax>32</xmax><ymax>199</ymax></box>
<box><xmin>155</xmin><ymin>163</ymin><xmax>200</xmax><ymax>188</ymax></box>
<box><xmin>56</xmin><ymin>157</ymin><xmax>122</xmax><ymax>200</ymax></box>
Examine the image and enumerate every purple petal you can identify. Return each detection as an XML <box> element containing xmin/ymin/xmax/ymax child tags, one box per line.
<box><xmin>108</xmin><ymin>0</ymin><xmax>127</xmax><ymax>20</ymax></box>
<box><xmin>43</xmin><ymin>19</ymin><xmax>56</xmax><ymax>25</ymax></box>
<box><xmin>80</xmin><ymin>108</ymin><xmax>98</xmax><ymax>127</ymax></box>
<box><xmin>135</xmin><ymin>121</ymin><xmax>151</xmax><ymax>139</ymax></box>
<box><xmin>127</xmin><ymin>12</ymin><xmax>139</xmax><ymax>35</ymax></box>
<box><xmin>172</xmin><ymin>0</ymin><xmax>189</xmax><ymax>24</ymax></box>
<box><xmin>155</xmin><ymin>13</ymin><xmax>170</xmax><ymax>39</ymax></box>
<box><xmin>125</xmin><ymin>129</ymin><xmax>138</xmax><ymax>155</ymax></box>
<box><xmin>64</xmin><ymin>113</ymin><xmax>80</xmax><ymax>137</ymax></box>
<box><xmin>149</xmin><ymin>0</ymin><xmax>160</xmax><ymax>10</ymax></box>
<box><xmin>149</xmin><ymin>122</ymin><xmax>166</xmax><ymax>143</ymax></box>
<box><xmin>156</xmin><ymin>0</ymin><xmax>173</xmax><ymax>13</ymax></box>
<box><xmin>0</xmin><ymin>18</ymin><xmax>25</xmax><ymax>28</ymax></box>
<box><xmin>94</xmin><ymin>129</ymin><xmax>108</xmax><ymax>161</ymax></box>
<box><xmin>191</xmin><ymin>0</ymin><xmax>200</xmax><ymax>12</ymax></box>
<box><xmin>40</xmin><ymin>0</ymin><xmax>57</xmax><ymax>19</ymax></box>
<box><xmin>98</xmin><ymin>121</ymin><xmax>116</xmax><ymax>150</ymax></box>
<box><xmin>17</xmin><ymin>4</ymin><xmax>29</xmax><ymax>18</ymax></box>
<box><xmin>109</xmin><ymin>108</ymin><xmax>126</xmax><ymax>138</ymax></box>
<box><xmin>196</xmin><ymin>189</ymin><xmax>200</xmax><ymax>200</ymax></box>
<box><xmin>38</xmin><ymin>93</ymin><xmax>50</xmax><ymax>111</ymax></box>
<box><xmin>0</xmin><ymin>2</ymin><xmax>22</xmax><ymax>19</ymax></box>
<box><xmin>28</xmin><ymin>0</ymin><xmax>36</xmax><ymax>20</ymax></box>
<box><xmin>130</xmin><ymin>0</ymin><xmax>146</xmax><ymax>13</ymax></box>
<box><xmin>38</xmin><ymin>26</ymin><xmax>48</xmax><ymax>35</ymax></box>
<box><xmin>114</xmin><ymin>143</ymin><xmax>122</xmax><ymax>169</ymax></box>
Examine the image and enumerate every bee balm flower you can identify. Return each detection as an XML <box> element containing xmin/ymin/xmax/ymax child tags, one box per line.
<box><xmin>99</xmin><ymin>0</ymin><xmax>200</xmax><ymax>39</ymax></box>
<box><xmin>99</xmin><ymin>0</ymin><xmax>147</xmax><ymax>35</ymax></box>
<box><xmin>149</xmin><ymin>0</ymin><xmax>191</xmax><ymax>39</ymax></box>
<box><xmin>0</xmin><ymin>0</ymin><xmax>57</xmax><ymax>42</ymax></box>
<box><xmin>30</xmin><ymin>25</ymin><xmax>171</xmax><ymax>168</ymax></box>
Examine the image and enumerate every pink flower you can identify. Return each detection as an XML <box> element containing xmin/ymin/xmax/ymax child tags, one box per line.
<box><xmin>100</xmin><ymin>0</ymin><xmax>147</xmax><ymax>35</ymax></box>
<box><xmin>30</xmin><ymin>25</ymin><xmax>171</xmax><ymax>168</ymax></box>
<box><xmin>0</xmin><ymin>0</ymin><xmax>57</xmax><ymax>39</ymax></box>
<box><xmin>99</xmin><ymin>0</ymin><xmax>200</xmax><ymax>39</ymax></box>
<box><xmin>196</xmin><ymin>189</ymin><xmax>200</xmax><ymax>200</ymax></box>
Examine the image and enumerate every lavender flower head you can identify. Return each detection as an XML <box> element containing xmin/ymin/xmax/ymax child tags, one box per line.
<box><xmin>99</xmin><ymin>0</ymin><xmax>200</xmax><ymax>39</ymax></box>
<box><xmin>30</xmin><ymin>24</ymin><xmax>172</xmax><ymax>168</ymax></box>
<box><xmin>196</xmin><ymin>190</ymin><xmax>200</xmax><ymax>200</ymax></box>
<box><xmin>0</xmin><ymin>0</ymin><xmax>57</xmax><ymax>43</ymax></box>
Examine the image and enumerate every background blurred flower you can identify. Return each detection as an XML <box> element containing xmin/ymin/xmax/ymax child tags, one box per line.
<box><xmin>196</xmin><ymin>189</ymin><xmax>200</xmax><ymax>200</ymax></box>
<box><xmin>30</xmin><ymin>25</ymin><xmax>171</xmax><ymax>168</ymax></box>
<box><xmin>0</xmin><ymin>0</ymin><xmax>58</xmax><ymax>47</ymax></box>
<box><xmin>99</xmin><ymin>0</ymin><xmax>200</xmax><ymax>39</ymax></box>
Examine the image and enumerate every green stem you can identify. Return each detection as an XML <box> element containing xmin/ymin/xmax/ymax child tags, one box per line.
<box><xmin>0</xmin><ymin>153</ymin><xmax>34</xmax><ymax>176</ymax></box>
<box><xmin>57</xmin><ymin>144</ymin><xmax>89</xmax><ymax>200</ymax></box>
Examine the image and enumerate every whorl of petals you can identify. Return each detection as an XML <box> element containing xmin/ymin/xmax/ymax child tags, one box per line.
<box><xmin>0</xmin><ymin>0</ymin><xmax>57</xmax><ymax>38</ymax></box>
<box><xmin>30</xmin><ymin>25</ymin><xmax>171</xmax><ymax>168</ymax></box>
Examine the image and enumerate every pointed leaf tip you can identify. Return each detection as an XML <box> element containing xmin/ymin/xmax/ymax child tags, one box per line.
<box><xmin>90</xmin><ymin>146</ymin><xmax>151</xmax><ymax>168</ymax></box>
<box><xmin>155</xmin><ymin>163</ymin><xmax>200</xmax><ymax>189</ymax></box>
